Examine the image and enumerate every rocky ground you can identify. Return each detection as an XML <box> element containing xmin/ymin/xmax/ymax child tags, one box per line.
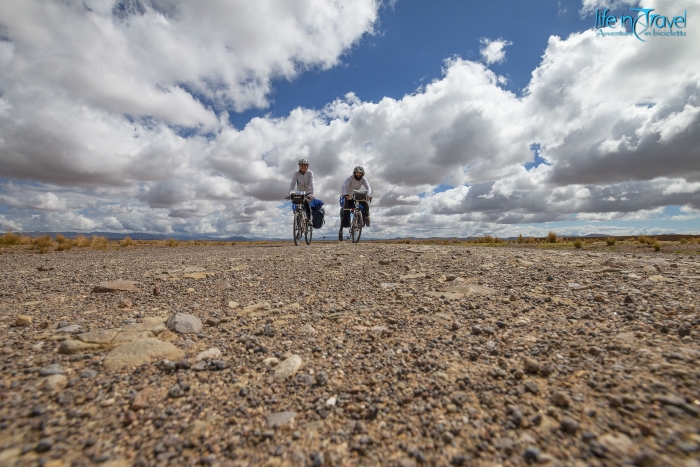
<box><xmin>0</xmin><ymin>242</ymin><xmax>699</xmax><ymax>467</ymax></box>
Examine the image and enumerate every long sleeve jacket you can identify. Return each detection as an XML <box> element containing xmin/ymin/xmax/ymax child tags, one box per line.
<box><xmin>289</xmin><ymin>170</ymin><xmax>315</xmax><ymax>197</ymax></box>
<box><xmin>342</xmin><ymin>175</ymin><xmax>371</xmax><ymax>197</ymax></box>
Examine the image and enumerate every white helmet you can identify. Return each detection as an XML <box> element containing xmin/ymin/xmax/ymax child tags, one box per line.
<box><xmin>298</xmin><ymin>158</ymin><xmax>310</xmax><ymax>165</ymax></box>
<box><xmin>353</xmin><ymin>165</ymin><xmax>365</xmax><ymax>174</ymax></box>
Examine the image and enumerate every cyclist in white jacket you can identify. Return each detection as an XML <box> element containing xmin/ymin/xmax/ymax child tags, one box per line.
<box><xmin>286</xmin><ymin>158</ymin><xmax>315</xmax><ymax>218</ymax></box>
<box><xmin>339</xmin><ymin>165</ymin><xmax>371</xmax><ymax>241</ymax></box>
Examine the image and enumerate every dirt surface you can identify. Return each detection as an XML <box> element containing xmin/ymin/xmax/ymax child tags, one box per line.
<box><xmin>0</xmin><ymin>243</ymin><xmax>699</xmax><ymax>467</ymax></box>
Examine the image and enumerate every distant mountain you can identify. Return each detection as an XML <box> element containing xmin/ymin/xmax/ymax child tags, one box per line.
<box><xmin>17</xmin><ymin>231</ymin><xmax>259</xmax><ymax>242</ymax></box>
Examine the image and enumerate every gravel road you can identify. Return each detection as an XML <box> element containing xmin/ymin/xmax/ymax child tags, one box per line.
<box><xmin>0</xmin><ymin>242</ymin><xmax>698</xmax><ymax>467</ymax></box>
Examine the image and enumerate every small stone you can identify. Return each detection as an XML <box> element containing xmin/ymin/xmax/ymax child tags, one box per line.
<box><xmin>551</xmin><ymin>391</ymin><xmax>571</xmax><ymax>408</ymax></box>
<box><xmin>678</xmin><ymin>325</ymin><xmax>690</xmax><ymax>337</ymax></box>
<box><xmin>39</xmin><ymin>363</ymin><xmax>64</xmax><ymax>376</ymax></box>
<box><xmin>624</xmin><ymin>295</ymin><xmax>634</xmax><ymax>304</ymax></box>
<box><xmin>195</xmin><ymin>348</ymin><xmax>222</xmax><ymax>361</ymax></box>
<box><xmin>513</xmin><ymin>369</ymin><xmax>524</xmax><ymax>380</ymax></box>
<box><xmin>153</xmin><ymin>286</ymin><xmax>160</xmax><ymax>296</ymax></box>
<box><xmin>523</xmin><ymin>446</ymin><xmax>540</xmax><ymax>463</ymax></box>
<box><xmin>192</xmin><ymin>361</ymin><xmax>208</xmax><ymax>371</ymax></box>
<box><xmin>42</xmin><ymin>374</ymin><xmax>67</xmax><ymax>392</ymax></box>
<box><xmin>166</xmin><ymin>313</ymin><xmax>203</xmax><ymax>334</ymax></box>
<box><xmin>131</xmin><ymin>387</ymin><xmax>153</xmax><ymax>410</ymax></box>
<box><xmin>274</xmin><ymin>355</ymin><xmax>303</xmax><ymax>381</ymax></box>
<box><xmin>227</xmin><ymin>301</ymin><xmax>239</xmax><ymax>309</ymax></box>
<box><xmin>266</xmin><ymin>411</ymin><xmax>297</xmax><ymax>428</ymax></box>
<box><xmin>54</xmin><ymin>324</ymin><xmax>81</xmax><ymax>333</ymax></box>
<box><xmin>168</xmin><ymin>384</ymin><xmax>184</xmax><ymax>398</ymax></box>
<box><xmin>560</xmin><ymin>417</ymin><xmax>579</xmax><ymax>434</ymax></box>
<box><xmin>523</xmin><ymin>357</ymin><xmax>540</xmax><ymax>374</ymax></box>
<box><xmin>588</xmin><ymin>346</ymin><xmax>602</xmax><ymax>356</ymax></box>
<box><xmin>35</xmin><ymin>439</ymin><xmax>53</xmax><ymax>453</ymax></box>
<box><xmin>14</xmin><ymin>315</ymin><xmax>33</xmax><ymax>326</ymax></box>
<box><xmin>205</xmin><ymin>318</ymin><xmax>220</xmax><ymax>327</ymax></box>
<box><xmin>471</xmin><ymin>325</ymin><xmax>483</xmax><ymax>335</ymax></box>
<box><xmin>118</xmin><ymin>299</ymin><xmax>133</xmax><ymax>309</ymax></box>
<box><xmin>300</xmin><ymin>324</ymin><xmax>316</xmax><ymax>335</ymax></box>
<box><xmin>524</xmin><ymin>381</ymin><xmax>539</xmax><ymax>394</ymax></box>
<box><xmin>315</xmin><ymin>370</ymin><xmax>329</xmax><ymax>386</ymax></box>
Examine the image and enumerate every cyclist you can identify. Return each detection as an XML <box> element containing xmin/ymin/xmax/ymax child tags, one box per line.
<box><xmin>339</xmin><ymin>165</ymin><xmax>371</xmax><ymax>241</ymax></box>
<box><xmin>286</xmin><ymin>158</ymin><xmax>315</xmax><ymax>218</ymax></box>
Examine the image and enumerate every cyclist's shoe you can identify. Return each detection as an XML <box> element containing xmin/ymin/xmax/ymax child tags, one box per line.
<box><xmin>338</xmin><ymin>230</ymin><xmax>343</xmax><ymax>241</ymax></box>
<box><xmin>365</xmin><ymin>217</ymin><xmax>370</xmax><ymax>227</ymax></box>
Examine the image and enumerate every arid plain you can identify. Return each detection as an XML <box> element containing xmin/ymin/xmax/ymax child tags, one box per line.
<box><xmin>1</xmin><ymin>240</ymin><xmax>699</xmax><ymax>467</ymax></box>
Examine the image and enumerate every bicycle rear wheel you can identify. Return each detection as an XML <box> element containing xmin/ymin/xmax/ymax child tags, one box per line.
<box><xmin>293</xmin><ymin>212</ymin><xmax>301</xmax><ymax>246</ymax></box>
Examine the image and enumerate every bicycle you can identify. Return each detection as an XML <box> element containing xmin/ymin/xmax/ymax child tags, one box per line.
<box><xmin>289</xmin><ymin>192</ymin><xmax>312</xmax><ymax>245</ymax></box>
<box><xmin>343</xmin><ymin>190</ymin><xmax>371</xmax><ymax>243</ymax></box>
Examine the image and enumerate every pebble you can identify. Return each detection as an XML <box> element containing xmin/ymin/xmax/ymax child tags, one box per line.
<box><xmin>551</xmin><ymin>390</ymin><xmax>571</xmax><ymax>408</ymax></box>
<box><xmin>38</xmin><ymin>363</ymin><xmax>64</xmax><ymax>376</ymax></box>
<box><xmin>195</xmin><ymin>348</ymin><xmax>222</xmax><ymax>361</ymax></box>
<box><xmin>273</xmin><ymin>355</ymin><xmax>303</xmax><ymax>381</ymax></box>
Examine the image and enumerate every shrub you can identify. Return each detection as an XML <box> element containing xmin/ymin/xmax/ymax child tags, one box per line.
<box><xmin>679</xmin><ymin>238</ymin><xmax>688</xmax><ymax>244</ymax></box>
<box><xmin>653</xmin><ymin>241</ymin><xmax>661</xmax><ymax>251</ymax></box>
<box><xmin>33</xmin><ymin>235</ymin><xmax>55</xmax><ymax>254</ymax></box>
<box><xmin>56</xmin><ymin>242</ymin><xmax>72</xmax><ymax>251</ymax></box>
<box><xmin>55</xmin><ymin>234</ymin><xmax>68</xmax><ymax>244</ymax></box>
<box><xmin>73</xmin><ymin>235</ymin><xmax>91</xmax><ymax>247</ymax></box>
<box><xmin>606</xmin><ymin>237</ymin><xmax>616</xmax><ymax>246</ymax></box>
<box><xmin>91</xmin><ymin>236</ymin><xmax>108</xmax><ymax>250</ymax></box>
<box><xmin>166</xmin><ymin>238</ymin><xmax>179</xmax><ymax>247</ymax></box>
<box><xmin>637</xmin><ymin>235</ymin><xmax>649</xmax><ymax>245</ymax></box>
<box><xmin>517</xmin><ymin>234</ymin><xmax>524</xmax><ymax>244</ymax></box>
<box><xmin>547</xmin><ymin>231</ymin><xmax>557</xmax><ymax>243</ymax></box>
<box><xmin>120</xmin><ymin>236</ymin><xmax>134</xmax><ymax>247</ymax></box>
<box><xmin>573</xmin><ymin>239</ymin><xmax>582</xmax><ymax>249</ymax></box>
<box><xmin>0</xmin><ymin>230</ymin><xmax>21</xmax><ymax>246</ymax></box>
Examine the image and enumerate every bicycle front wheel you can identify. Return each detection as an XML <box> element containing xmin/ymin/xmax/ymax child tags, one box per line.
<box><xmin>293</xmin><ymin>212</ymin><xmax>300</xmax><ymax>246</ymax></box>
<box><xmin>305</xmin><ymin>217</ymin><xmax>312</xmax><ymax>245</ymax></box>
<box><xmin>351</xmin><ymin>212</ymin><xmax>363</xmax><ymax>243</ymax></box>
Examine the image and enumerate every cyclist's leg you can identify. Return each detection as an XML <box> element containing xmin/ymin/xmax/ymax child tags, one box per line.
<box><xmin>360</xmin><ymin>201</ymin><xmax>370</xmax><ymax>226</ymax></box>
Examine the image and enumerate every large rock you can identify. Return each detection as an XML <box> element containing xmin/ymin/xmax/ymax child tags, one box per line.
<box><xmin>274</xmin><ymin>355</ymin><xmax>303</xmax><ymax>381</ymax></box>
<box><xmin>91</xmin><ymin>280</ymin><xmax>141</xmax><ymax>293</ymax></box>
<box><xmin>77</xmin><ymin>329</ymin><xmax>120</xmax><ymax>345</ymax></box>
<box><xmin>166</xmin><ymin>313</ymin><xmax>203</xmax><ymax>334</ymax></box>
<box><xmin>103</xmin><ymin>338</ymin><xmax>184</xmax><ymax>369</ymax></box>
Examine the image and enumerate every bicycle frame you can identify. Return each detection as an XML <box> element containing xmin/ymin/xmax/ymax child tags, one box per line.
<box><xmin>291</xmin><ymin>193</ymin><xmax>312</xmax><ymax>245</ymax></box>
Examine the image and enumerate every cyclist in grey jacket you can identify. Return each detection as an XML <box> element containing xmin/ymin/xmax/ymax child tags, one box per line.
<box><xmin>286</xmin><ymin>158</ymin><xmax>315</xmax><ymax>219</ymax></box>
<box><xmin>288</xmin><ymin>159</ymin><xmax>315</xmax><ymax>198</ymax></box>
<box><xmin>339</xmin><ymin>165</ymin><xmax>372</xmax><ymax>240</ymax></box>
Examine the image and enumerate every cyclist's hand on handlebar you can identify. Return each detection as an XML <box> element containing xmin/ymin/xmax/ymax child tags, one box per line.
<box><xmin>368</xmin><ymin>197</ymin><xmax>373</xmax><ymax>202</ymax></box>
<box><xmin>284</xmin><ymin>195</ymin><xmax>291</xmax><ymax>200</ymax></box>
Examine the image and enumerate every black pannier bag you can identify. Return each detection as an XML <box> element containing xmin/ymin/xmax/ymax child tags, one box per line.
<box><xmin>311</xmin><ymin>206</ymin><xmax>325</xmax><ymax>229</ymax></box>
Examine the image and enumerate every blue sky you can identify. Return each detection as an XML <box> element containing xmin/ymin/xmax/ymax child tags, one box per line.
<box><xmin>230</xmin><ymin>0</ymin><xmax>593</xmax><ymax>127</ymax></box>
<box><xmin>0</xmin><ymin>0</ymin><xmax>699</xmax><ymax>238</ymax></box>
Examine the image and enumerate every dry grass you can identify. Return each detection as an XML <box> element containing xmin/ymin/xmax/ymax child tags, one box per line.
<box><xmin>547</xmin><ymin>231</ymin><xmax>558</xmax><ymax>243</ymax></box>
<box><xmin>166</xmin><ymin>238</ymin><xmax>179</xmax><ymax>247</ymax></box>
<box><xmin>606</xmin><ymin>237</ymin><xmax>617</xmax><ymax>246</ymax></box>
<box><xmin>91</xmin><ymin>235</ymin><xmax>108</xmax><ymax>250</ymax></box>
<box><xmin>679</xmin><ymin>238</ymin><xmax>688</xmax><ymax>244</ymax></box>
<box><xmin>653</xmin><ymin>241</ymin><xmax>661</xmax><ymax>251</ymax></box>
<box><xmin>120</xmin><ymin>236</ymin><xmax>134</xmax><ymax>247</ymax></box>
<box><xmin>0</xmin><ymin>230</ymin><xmax>22</xmax><ymax>246</ymax></box>
<box><xmin>637</xmin><ymin>235</ymin><xmax>650</xmax><ymax>245</ymax></box>
<box><xmin>73</xmin><ymin>235</ymin><xmax>92</xmax><ymax>247</ymax></box>
<box><xmin>573</xmin><ymin>239</ymin><xmax>583</xmax><ymax>249</ymax></box>
<box><xmin>33</xmin><ymin>235</ymin><xmax>55</xmax><ymax>254</ymax></box>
